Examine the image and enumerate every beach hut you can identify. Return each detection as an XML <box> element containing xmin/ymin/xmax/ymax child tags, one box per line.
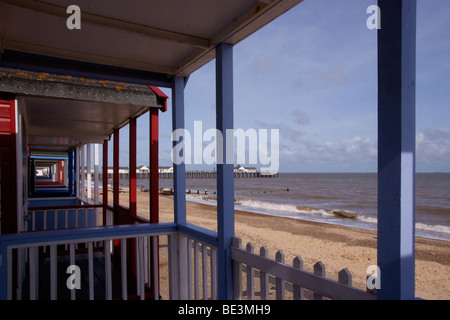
<box><xmin>0</xmin><ymin>0</ymin><xmax>418</xmax><ymax>300</ymax></box>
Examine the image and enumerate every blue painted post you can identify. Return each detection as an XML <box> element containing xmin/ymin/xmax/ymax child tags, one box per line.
<box><xmin>75</xmin><ymin>147</ymin><xmax>79</xmax><ymax>199</ymax></box>
<box><xmin>377</xmin><ymin>0</ymin><xmax>416</xmax><ymax>300</ymax></box>
<box><xmin>68</xmin><ymin>150</ymin><xmax>73</xmax><ymax>196</ymax></box>
<box><xmin>172</xmin><ymin>76</ymin><xmax>187</xmax><ymax>225</ymax></box>
<box><xmin>216</xmin><ymin>43</ymin><xmax>235</xmax><ymax>300</ymax></box>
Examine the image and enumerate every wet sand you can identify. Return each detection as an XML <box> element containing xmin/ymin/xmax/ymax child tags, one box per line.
<box><xmin>114</xmin><ymin>191</ymin><xmax>450</xmax><ymax>300</ymax></box>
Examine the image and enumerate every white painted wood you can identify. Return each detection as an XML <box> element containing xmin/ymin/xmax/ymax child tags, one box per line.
<box><xmin>246</xmin><ymin>242</ymin><xmax>254</xmax><ymax>300</ymax></box>
<box><xmin>121</xmin><ymin>238</ymin><xmax>127</xmax><ymax>300</ymax></box>
<box><xmin>178</xmin><ymin>235</ymin><xmax>188</xmax><ymax>299</ymax></box>
<box><xmin>16</xmin><ymin>247</ymin><xmax>25</xmax><ymax>300</ymax></box>
<box><xmin>139</xmin><ymin>237</ymin><xmax>145</xmax><ymax>300</ymax></box>
<box><xmin>104</xmin><ymin>240</ymin><xmax>112</xmax><ymax>300</ymax></box>
<box><xmin>152</xmin><ymin>236</ymin><xmax>159</xmax><ymax>300</ymax></box>
<box><xmin>187</xmin><ymin>238</ymin><xmax>193</xmax><ymax>300</ymax></box>
<box><xmin>88</xmin><ymin>242</ymin><xmax>94</xmax><ymax>300</ymax></box>
<box><xmin>313</xmin><ymin>261</ymin><xmax>325</xmax><ymax>300</ymax></box>
<box><xmin>29</xmin><ymin>246</ymin><xmax>39</xmax><ymax>300</ymax></box>
<box><xmin>135</xmin><ymin>237</ymin><xmax>141</xmax><ymax>297</ymax></box>
<box><xmin>194</xmin><ymin>240</ymin><xmax>200</xmax><ymax>300</ymax></box>
<box><xmin>338</xmin><ymin>268</ymin><xmax>352</xmax><ymax>287</ymax></box>
<box><xmin>259</xmin><ymin>246</ymin><xmax>269</xmax><ymax>300</ymax></box>
<box><xmin>202</xmin><ymin>243</ymin><xmax>208</xmax><ymax>300</ymax></box>
<box><xmin>230</xmin><ymin>240</ymin><xmax>375</xmax><ymax>300</ymax></box>
<box><xmin>232</xmin><ymin>237</ymin><xmax>242</xmax><ymax>300</ymax></box>
<box><xmin>167</xmin><ymin>233</ymin><xmax>179</xmax><ymax>300</ymax></box>
<box><xmin>145</xmin><ymin>236</ymin><xmax>151</xmax><ymax>286</ymax></box>
<box><xmin>275</xmin><ymin>250</ymin><xmax>285</xmax><ymax>300</ymax></box>
<box><xmin>210</xmin><ymin>247</ymin><xmax>217</xmax><ymax>300</ymax></box>
<box><xmin>293</xmin><ymin>256</ymin><xmax>304</xmax><ymax>300</ymax></box>
<box><xmin>69</xmin><ymin>243</ymin><xmax>76</xmax><ymax>300</ymax></box>
<box><xmin>50</xmin><ymin>245</ymin><xmax>57</xmax><ymax>300</ymax></box>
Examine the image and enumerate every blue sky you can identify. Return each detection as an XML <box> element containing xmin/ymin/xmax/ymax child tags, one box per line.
<box><xmin>116</xmin><ymin>0</ymin><xmax>450</xmax><ymax>173</ymax></box>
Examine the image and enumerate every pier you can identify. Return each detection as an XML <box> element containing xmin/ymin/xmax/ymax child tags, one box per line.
<box><xmin>91</xmin><ymin>170</ymin><xmax>279</xmax><ymax>180</ymax></box>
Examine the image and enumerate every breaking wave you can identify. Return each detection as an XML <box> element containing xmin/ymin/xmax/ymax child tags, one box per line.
<box><xmin>185</xmin><ymin>194</ymin><xmax>450</xmax><ymax>239</ymax></box>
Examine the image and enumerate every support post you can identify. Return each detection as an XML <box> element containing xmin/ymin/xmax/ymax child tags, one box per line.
<box><xmin>87</xmin><ymin>144</ymin><xmax>91</xmax><ymax>202</ymax></box>
<box><xmin>150</xmin><ymin>109</ymin><xmax>159</xmax><ymax>224</ymax></box>
<box><xmin>80</xmin><ymin>145</ymin><xmax>85</xmax><ymax>201</ymax></box>
<box><xmin>129</xmin><ymin>118</ymin><xmax>137</xmax><ymax>219</ymax></box>
<box><xmin>171</xmin><ymin>76</ymin><xmax>187</xmax><ymax>225</ymax></box>
<box><xmin>68</xmin><ymin>151</ymin><xmax>73</xmax><ymax>196</ymax></box>
<box><xmin>216</xmin><ymin>43</ymin><xmax>235</xmax><ymax>300</ymax></box>
<box><xmin>377</xmin><ymin>0</ymin><xmax>416</xmax><ymax>300</ymax></box>
<box><xmin>94</xmin><ymin>144</ymin><xmax>99</xmax><ymax>204</ymax></box>
<box><xmin>113</xmin><ymin>129</ymin><xmax>120</xmax><ymax>224</ymax></box>
<box><xmin>149</xmin><ymin>108</ymin><xmax>160</xmax><ymax>297</ymax></box>
<box><xmin>102</xmin><ymin>140</ymin><xmax>108</xmax><ymax>226</ymax></box>
<box><xmin>75</xmin><ymin>147</ymin><xmax>80</xmax><ymax>199</ymax></box>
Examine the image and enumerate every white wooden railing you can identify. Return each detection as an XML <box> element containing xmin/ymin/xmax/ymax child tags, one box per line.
<box><xmin>2</xmin><ymin>228</ymin><xmax>378</xmax><ymax>300</ymax></box>
<box><xmin>26</xmin><ymin>204</ymin><xmax>104</xmax><ymax>232</ymax></box>
<box><xmin>169</xmin><ymin>233</ymin><xmax>218</xmax><ymax>300</ymax></box>
<box><xmin>231</xmin><ymin>238</ymin><xmax>376</xmax><ymax>300</ymax></box>
<box><xmin>0</xmin><ymin>223</ymin><xmax>219</xmax><ymax>300</ymax></box>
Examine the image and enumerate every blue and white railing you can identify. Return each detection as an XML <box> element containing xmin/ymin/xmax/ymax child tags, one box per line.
<box><xmin>0</xmin><ymin>222</ymin><xmax>219</xmax><ymax>300</ymax></box>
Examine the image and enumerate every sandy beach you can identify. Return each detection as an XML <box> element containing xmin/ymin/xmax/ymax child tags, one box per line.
<box><xmin>113</xmin><ymin>191</ymin><xmax>450</xmax><ymax>300</ymax></box>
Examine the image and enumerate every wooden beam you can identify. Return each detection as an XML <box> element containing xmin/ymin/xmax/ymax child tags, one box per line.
<box><xmin>102</xmin><ymin>139</ymin><xmax>108</xmax><ymax>226</ymax></box>
<box><xmin>68</xmin><ymin>150</ymin><xmax>73</xmax><ymax>196</ymax></box>
<box><xmin>113</xmin><ymin>129</ymin><xmax>120</xmax><ymax>215</ymax></box>
<box><xmin>150</xmin><ymin>109</ymin><xmax>159</xmax><ymax>223</ymax></box>
<box><xmin>215</xmin><ymin>43</ymin><xmax>235</xmax><ymax>300</ymax></box>
<box><xmin>377</xmin><ymin>0</ymin><xmax>417</xmax><ymax>300</ymax></box>
<box><xmin>1</xmin><ymin>39</ymin><xmax>176</xmax><ymax>76</ymax></box>
<box><xmin>0</xmin><ymin>0</ymin><xmax>210</xmax><ymax>49</ymax></box>
<box><xmin>171</xmin><ymin>76</ymin><xmax>187</xmax><ymax>225</ymax></box>
<box><xmin>129</xmin><ymin>118</ymin><xmax>137</xmax><ymax>218</ymax></box>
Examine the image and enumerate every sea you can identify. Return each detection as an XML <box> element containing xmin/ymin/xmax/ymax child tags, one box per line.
<box><xmin>125</xmin><ymin>172</ymin><xmax>450</xmax><ymax>242</ymax></box>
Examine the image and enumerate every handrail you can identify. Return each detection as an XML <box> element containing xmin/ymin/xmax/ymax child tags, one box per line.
<box><xmin>1</xmin><ymin>222</ymin><xmax>177</xmax><ymax>248</ymax></box>
<box><xmin>178</xmin><ymin>223</ymin><xmax>218</xmax><ymax>247</ymax></box>
<box><xmin>28</xmin><ymin>204</ymin><xmax>103</xmax><ymax>211</ymax></box>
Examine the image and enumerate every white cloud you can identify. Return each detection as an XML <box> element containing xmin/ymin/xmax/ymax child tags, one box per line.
<box><xmin>279</xmin><ymin>131</ymin><xmax>377</xmax><ymax>171</ymax></box>
<box><xmin>416</xmin><ymin>128</ymin><xmax>450</xmax><ymax>169</ymax></box>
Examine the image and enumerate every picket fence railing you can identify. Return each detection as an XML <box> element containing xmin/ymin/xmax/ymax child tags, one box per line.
<box><xmin>0</xmin><ymin>222</ymin><xmax>219</xmax><ymax>301</ymax></box>
<box><xmin>231</xmin><ymin>238</ymin><xmax>376</xmax><ymax>300</ymax></box>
